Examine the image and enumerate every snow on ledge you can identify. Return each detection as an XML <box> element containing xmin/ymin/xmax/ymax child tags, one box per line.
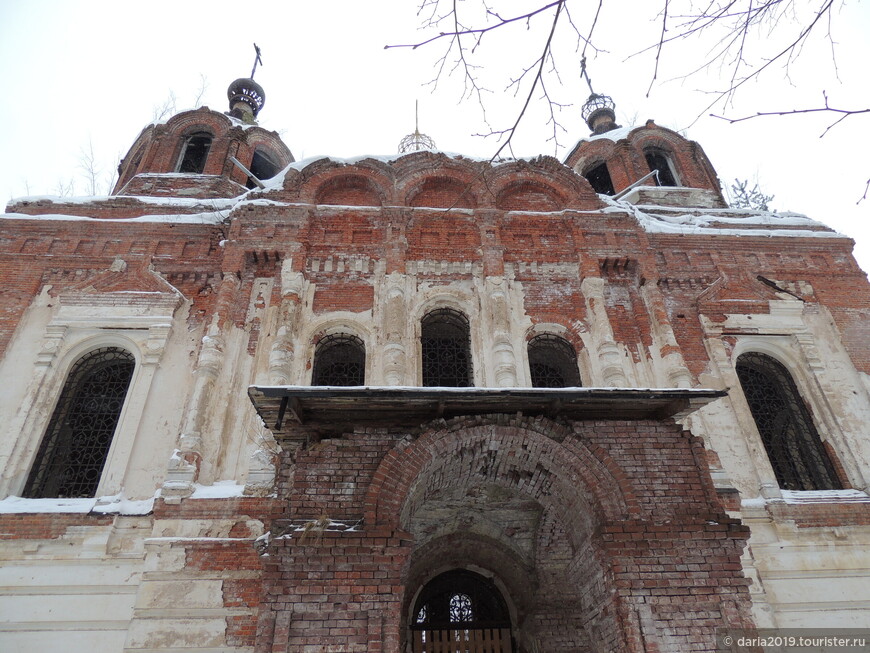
<box><xmin>625</xmin><ymin>203</ymin><xmax>844</xmax><ymax>239</ymax></box>
<box><xmin>0</xmin><ymin>491</ymin><xmax>156</xmax><ymax>515</ymax></box>
<box><xmin>1</xmin><ymin>211</ymin><xmax>230</xmax><ymax>225</ymax></box>
<box><xmin>7</xmin><ymin>193</ymin><xmax>238</xmax><ymax>209</ymax></box>
<box><xmin>188</xmin><ymin>480</ymin><xmax>246</xmax><ymax>499</ymax></box>
<box><xmin>780</xmin><ymin>489</ymin><xmax>870</xmax><ymax>504</ymax></box>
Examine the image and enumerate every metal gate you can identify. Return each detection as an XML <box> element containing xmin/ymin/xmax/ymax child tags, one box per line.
<box><xmin>411</xmin><ymin>627</ymin><xmax>512</xmax><ymax>653</ymax></box>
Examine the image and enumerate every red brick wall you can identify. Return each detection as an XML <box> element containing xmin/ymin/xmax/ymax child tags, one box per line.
<box><xmin>6</xmin><ymin>150</ymin><xmax>870</xmax><ymax>652</ymax></box>
<box><xmin>255</xmin><ymin>415</ymin><xmax>754</xmax><ymax>652</ymax></box>
<box><xmin>0</xmin><ymin>512</ymin><xmax>114</xmax><ymax>539</ymax></box>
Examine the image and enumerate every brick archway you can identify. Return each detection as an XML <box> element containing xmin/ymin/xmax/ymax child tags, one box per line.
<box><xmin>364</xmin><ymin>414</ymin><xmax>638</xmax><ymax>531</ymax></box>
<box><xmin>365</xmin><ymin>415</ymin><xmax>638</xmax><ymax>653</ymax></box>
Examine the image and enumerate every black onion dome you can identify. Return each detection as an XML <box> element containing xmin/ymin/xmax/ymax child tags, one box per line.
<box><xmin>227</xmin><ymin>78</ymin><xmax>266</xmax><ymax>118</ymax></box>
<box><xmin>581</xmin><ymin>93</ymin><xmax>618</xmax><ymax>134</ymax></box>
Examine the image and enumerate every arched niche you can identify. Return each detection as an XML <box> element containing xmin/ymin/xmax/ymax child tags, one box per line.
<box><xmin>314</xmin><ymin>173</ymin><xmax>385</xmax><ymax>206</ymax></box>
<box><xmin>407</xmin><ymin>176</ymin><xmax>476</xmax><ymax>209</ymax></box>
<box><xmin>495</xmin><ymin>180</ymin><xmax>564</xmax><ymax>212</ymax></box>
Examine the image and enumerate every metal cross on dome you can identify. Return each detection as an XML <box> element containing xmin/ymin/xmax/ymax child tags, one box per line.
<box><xmin>251</xmin><ymin>43</ymin><xmax>263</xmax><ymax>79</ymax></box>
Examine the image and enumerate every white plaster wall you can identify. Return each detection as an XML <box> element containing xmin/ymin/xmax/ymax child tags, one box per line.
<box><xmin>0</xmin><ymin>522</ymin><xmax>145</xmax><ymax>653</ymax></box>
<box><xmin>0</xmin><ymin>288</ymin><xmax>196</xmax><ymax>501</ymax></box>
<box><xmin>694</xmin><ymin>299</ymin><xmax>870</xmax><ymax>628</ymax></box>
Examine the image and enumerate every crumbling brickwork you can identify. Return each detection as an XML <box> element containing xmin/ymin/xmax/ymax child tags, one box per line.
<box><xmin>3</xmin><ymin>94</ymin><xmax>870</xmax><ymax>653</ymax></box>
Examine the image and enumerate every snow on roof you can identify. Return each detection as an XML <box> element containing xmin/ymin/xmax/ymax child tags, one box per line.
<box><xmin>250</xmin><ymin>384</ymin><xmax>725</xmax><ymax>394</ymax></box>
<box><xmin>622</xmin><ymin>202</ymin><xmax>845</xmax><ymax>239</ymax></box>
<box><xmin>1</xmin><ymin>210</ymin><xmax>230</xmax><ymax>225</ymax></box>
<box><xmin>258</xmin><ymin>151</ymin><xmax>527</xmax><ymax>192</ymax></box>
<box><xmin>579</xmin><ymin>124</ymin><xmax>636</xmax><ymax>143</ymax></box>
<box><xmin>1</xmin><ymin>154</ymin><xmax>847</xmax><ymax>241</ymax></box>
<box><xmin>7</xmin><ymin>193</ymin><xmax>237</xmax><ymax>209</ymax></box>
<box><xmin>3</xmin><ymin>200</ymin><xmax>846</xmax><ymax>240</ymax></box>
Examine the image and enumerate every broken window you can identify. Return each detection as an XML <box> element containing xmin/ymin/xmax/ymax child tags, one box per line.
<box><xmin>311</xmin><ymin>333</ymin><xmax>365</xmax><ymax>386</ymax></box>
<box><xmin>23</xmin><ymin>348</ymin><xmax>135</xmax><ymax>498</ymax></box>
<box><xmin>247</xmin><ymin>148</ymin><xmax>281</xmax><ymax>189</ymax></box>
<box><xmin>584</xmin><ymin>161</ymin><xmax>615</xmax><ymax>195</ymax></box>
<box><xmin>736</xmin><ymin>352</ymin><xmax>842</xmax><ymax>491</ymax></box>
<box><xmin>411</xmin><ymin>569</ymin><xmax>513</xmax><ymax>653</ymax></box>
<box><xmin>528</xmin><ymin>334</ymin><xmax>581</xmax><ymax>387</ymax></box>
<box><xmin>176</xmin><ymin>131</ymin><xmax>213</xmax><ymax>173</ymax></box>
<box><xmin>644</xmin><ymin>148</ymin><xmax>679</xmax><ymax>187</ymax></box>
<box><xmin>421</xmin><ymin>308</ymin><xmax>473</xmax><ymax>387</ymax></box>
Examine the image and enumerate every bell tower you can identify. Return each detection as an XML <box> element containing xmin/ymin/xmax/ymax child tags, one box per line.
<box><xmin>111</xmin><ymin>45</ymin><xmax>293</xmax><ymax>198</ymax></box>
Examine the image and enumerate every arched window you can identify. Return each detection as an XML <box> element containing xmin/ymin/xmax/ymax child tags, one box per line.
<box><xmin>247</xmin><ymin>148</ymin><xmax>281</xmax><ymax>188</ymax></box>
<box><xmin>644</xmin><ymin>147</ymin><xmax>679</xmax><ymax>187</ymax></box>
<box><xmin>311</xmin><ymin>333</ymin><xmax>366</xmax><ymax>386</ymax></box>
<box><xmin>528</xmin><ymin>334</ymin><xmax>581</xmax><ymax>387</ymax></box>
<box><xmin>23</xmin><ymin>348</ymin><xmax>136</xmax><ymax>498</ymax></box>
<box><xmin>411</xmin><ymin>569</ymin><xmax>513</xmax><ymax>653</ymax></box>
<box><xmin>176</xmin><ymin>131</ymin><xmax>213</xmax><ymax>173</ymax></box>
<box><xmin>736</xmin><ymin>352</ymin><xmax>841</xmax><ymax>491</ymax></box>
<box><xmin>584</xmin><ymin>161</ymin><xmax>615</xmax><ymax>195</ymax></box>
<box><xmin>421</xmin><ymin>308</ymin><xmax>473</xmax><ymax>387</ymax></box>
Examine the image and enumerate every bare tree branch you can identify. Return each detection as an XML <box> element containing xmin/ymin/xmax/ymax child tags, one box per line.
<box><xmin>54</xmin><ymin>178</ymin><xmax>75</xmax><ymax>197</ymax></box>
<box><xmin>388</xmin><ymin>1</ymin><xmax>864</xmax><ymax>195</ymax></box>
<box><xmin>385</xmin><ymin>2</ymin><xmax>564</xmax><ymax>50</ymax></box>
<box><xmin>710</xmin><ymin>91</ymin><xmax>870</xmax><ymax>138</ymax></box>
<box><xmin>152</xmin><ymin>90</ymin><xmax>177</xmax><ymax>122</ymax></box>
<box><xmin>658</xmin><ymin>0</ymin><xmax>838</xmax><ymax>119</ymax></box>
<box><xmin>78</xmin><ymin>139</ymin><xmax>100</xmax><ymax>196</ymax></box>
<box><xmin>475</xmin><ymin>0</ymin><xmax>566</xmax><ymax>162</ymax></box>
<box><xmin>389</xmin><ymin>1</ymin><xmax>586</xmax><ymax>162</ymax></box>
<box><xmin>192</xmin><ymin>74</ymin><xmax>209</xmax><ymax>108</ymax></box>
<box><xmin>646</xmin><ymin>0</ymin><xmax>670</xmax><ymax>97</ymax></box>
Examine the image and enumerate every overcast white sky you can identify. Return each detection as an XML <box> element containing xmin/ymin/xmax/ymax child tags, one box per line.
<box><xmin>1</xmin><ymin>1</ymin><xmax>867</xmax><ymax>271</ymax></box>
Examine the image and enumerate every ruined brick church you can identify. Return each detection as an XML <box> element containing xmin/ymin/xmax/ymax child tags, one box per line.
<box><xmin>1</xmin><ymin>69</ymin><xmax>869</xmax><ymax>653</ymax></box>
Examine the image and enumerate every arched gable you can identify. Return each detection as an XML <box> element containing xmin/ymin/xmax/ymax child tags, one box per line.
<box><xmin>394</xmin><ymin>152</ymin><xmax>480</xmax><ymax>208</ymax></box>
<box><xmin>406</xmin><ymin>175</ymin><xmax>476</xmax><ymax>209</ymax></box>
<box><xmin>489</xmin><ymin>157</ymin><xmax>601</xmax><ymax>211</ymax></box>
<box><xmin>294</xmin><ymin>158</ymin><xmax>394</xmax><ymax>206</ymax></box>
<box><xmin>495</xmin><ymin>179</ymin><xmax>564</xmax><ymax>211</ymax></box>
<box><xmin>314</xmin><ymin>174</ymin><xmax>385</xmax><ymax>206</ymax></box>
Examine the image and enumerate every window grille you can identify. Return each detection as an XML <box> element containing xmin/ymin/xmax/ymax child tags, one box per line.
<box><xmin>411</xmin><ymin>570</ymin><xmax>513</xmax><ymax>653</ymax></box>
<box><xmin>644</xmin><ymin>148</ymin><xmax>679</xmax><ymax>187</ymax></box>
<box><xmin>177</xmin><ymin>132</ymin><xmax>213</xmax><ymax>173</ymax></box>
<box><xmin>528</xmin><ymin>334</ymin><xmax>581</xmax><ymax>387</ymax></box>
<box><xmin>311</xmin><ymin>333</ymin><xmax>365</xmax><ymax>386</ymax></box>
<box><xmin>421</xmin><ymin>308</ymin><xmax>473</xmax><ymax>387</ymax></box>
<box><xmin>23</xmin><ymin>348</ymin><xmax>135</xmax><ymax>498</ymax></box>
<box><xmin>736</xmin><ymin>352</ymin><xmax>841</xmax><ymax>491</ymax></box>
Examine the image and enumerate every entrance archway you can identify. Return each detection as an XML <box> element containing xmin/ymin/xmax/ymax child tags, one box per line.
<box><xmin>380</xmin><ymin>418</ymin><xmax>632</xmax><ymax>652</ymax></box>
<box><xmin>411</xmin><ymin>569</ymin><xmax>514</xmax><ymax>653</ymax></box>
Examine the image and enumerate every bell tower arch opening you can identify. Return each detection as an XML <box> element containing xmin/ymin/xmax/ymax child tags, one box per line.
<box><xmin>176</xmin><ymin>131</ymin><xmax>213</xmax><ymax>174</ymax></box>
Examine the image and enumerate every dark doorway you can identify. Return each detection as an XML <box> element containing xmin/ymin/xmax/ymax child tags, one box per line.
<box><xmin>411</xmin><ymin>569</ymin><xmax>514</xmax><ymax>653</ymax></box>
